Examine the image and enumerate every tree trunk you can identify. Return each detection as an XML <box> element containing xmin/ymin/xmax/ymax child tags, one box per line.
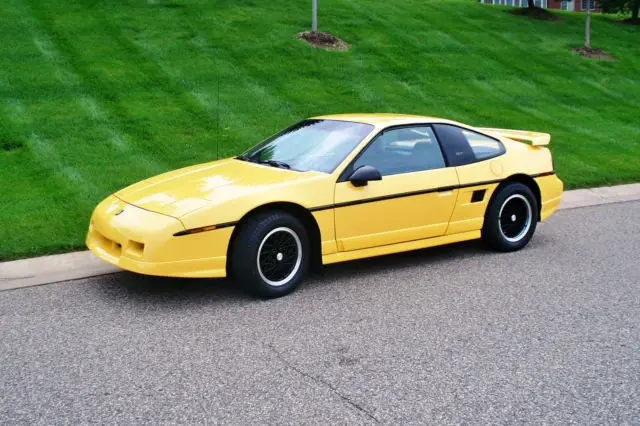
<box><xmin>528</xmin><ymin>0</ymin><xmax>535</xmax><ymax>7</ymax></box>
<box><xmin>633</xmin><ymin>1</ymin><xmax>639</xmax><ymax>21</ymax></box>
<box><xmin>312</xmin><ymin>0</ymin><xmax>318</xmax><ymax>32</ymax></box>
<box><xmin>585</xmin><ymin>5</ymin><xmax>591</xmax><ymax>48</ymax></box>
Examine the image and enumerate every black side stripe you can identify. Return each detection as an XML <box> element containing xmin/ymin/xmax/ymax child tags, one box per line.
<box><xmin>310</xmin><ymin>172</ymin><xmax>554</xmax><ymax>212</ymax></box>
<box><xmin>173</xmin><ymin>220</ymin><xmax>238</xmax><ymax>236</ymax></box>
<box><xmin>311</xmin><ymin>178</ymin><xmax>502</xmax><ymax>211</ymax></box>
<box><xmin>309</xmin><ymin>204</ymin><xmax>337</xmax><ymax>212</ymax></box>
<box><xmin>214</xmin><ymin>221</ymin><xmax>238</xmax><ymax>229</ymax></box>
<box><xmin>458</xmin><ymin>178</ymin><xmax>503</xmax><ymax>190</ymax></box>
<box><xmin>437</xmin><ymin>185</ymin><xmax>457</xmax><ymax>192</ymax></box>
<box><xmin>176</xmin><ymin>172</ymin><xmax>556</xmax><ymax>235</ymax></box>
<box><xmin>530</xmin><ymin>171</ymin><xmax>556</xmax><ymax>178</ymax></box>
<box><xmin>331</xmin><ymin>187</ymin><xmax>440</xmax><ymax>209</ymax></box>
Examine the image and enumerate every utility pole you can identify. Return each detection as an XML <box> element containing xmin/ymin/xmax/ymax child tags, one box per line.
<box><xmin>312</xmin><ymin>0</ymin><xmax>318</xmax><ymax>33</ymax></box>
<box><xmin>585</xmin><ymin>0</ymin><xmax>591</xmax><ymax>48</ymax></box>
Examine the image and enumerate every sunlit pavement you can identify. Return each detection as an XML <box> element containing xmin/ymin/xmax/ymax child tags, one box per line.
<box><xmin>1</xmin><ymin>202</ymin><xmax>639</xmax><ymax>424</ymax></box>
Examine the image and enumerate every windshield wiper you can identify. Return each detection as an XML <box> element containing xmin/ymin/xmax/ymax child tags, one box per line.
<box><xmin>259</xmin><ymin>159</ymin><xmax>291</xmax><ymax>169</ymax></box>
<box><xmin>237</xmin><ymin>155</ymin><xmax>291</xmax><ymax>170</ymax></box>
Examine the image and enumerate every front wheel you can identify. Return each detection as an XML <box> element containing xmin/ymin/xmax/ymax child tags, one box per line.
<box><xmin>482</xmin><ymin>183</ymin><xmax>538</xmax><ymax>252</ymax></box>
<box><xmin>230</xmin><ymin>211</ymin><xmax>310</xmax><ymax>298</ymax></box>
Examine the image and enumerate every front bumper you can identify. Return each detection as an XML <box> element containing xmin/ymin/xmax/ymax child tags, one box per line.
<box><xmin>86</xmin><ymin>196</ymin><xmax>232</xmax><ymax>278</ymax></box>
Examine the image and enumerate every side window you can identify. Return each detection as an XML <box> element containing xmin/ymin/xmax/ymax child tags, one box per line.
<box><xmin>352</xmin><ymin>126</ymin><xmax>446</xmax><ymax>177</ymax></box>
<box><xmin>461</xmin><ymin>129</ymin><xmax>505</xmax><ymax>161</ymax></box>
<box><xmin>433</xmin><ymin>124</ymin><xmax>504</xmax><ymax>166</ymax></box>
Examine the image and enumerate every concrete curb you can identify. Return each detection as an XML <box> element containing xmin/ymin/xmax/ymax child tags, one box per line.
<box><xmin>558</xmin><ymin>183</ymin><xmax>640</xmax><ymax>210</ymax></box>
<box><xmin>2</xmin><ymin>183</ymin><xmax>640</xmax><ymax>292</ymax></box>
<box><xmin>0</xmin><ymin>251</ymin><xmax>119</xmax><ymax>292</ymax></box>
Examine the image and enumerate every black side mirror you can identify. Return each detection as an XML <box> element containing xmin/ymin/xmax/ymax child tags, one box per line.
<box><xmin>348</xmin><ymin>165</ymin><xmax>382</xmax><ymax>187</ymax></box>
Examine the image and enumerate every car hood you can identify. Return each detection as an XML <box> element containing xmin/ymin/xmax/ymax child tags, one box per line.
<box><xmin>116</xmin><ymin>159</ymin><xmax>323</xmax><ymax>218</ymax></box>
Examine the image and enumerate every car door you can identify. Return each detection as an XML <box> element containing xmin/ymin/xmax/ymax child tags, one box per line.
<box><xmin>334</xmin><ymin>125</ymin><xmax>459</xmax><ymax>252</ymax></box>
<box><xmin>432</xmin><ymin>124</ymin><xmax>507</xmax><ymax>235</ymax></box>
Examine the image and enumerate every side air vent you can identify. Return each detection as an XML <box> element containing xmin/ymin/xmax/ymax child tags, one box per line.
<box><xmin>471</xmin><ymin>189</ymin><xmax>486</xmax><ymax>203</ymax></box>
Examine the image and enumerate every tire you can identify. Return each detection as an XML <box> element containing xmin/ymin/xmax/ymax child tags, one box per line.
<box><xmin>230</xmin><ymin>211</ymin><xmax>310</xmax><ymax>298</ymax></box>
<box><xmin>482</xmin><ymin>182</ymin><xmax>538</xmax><ymax>252</ymax></box>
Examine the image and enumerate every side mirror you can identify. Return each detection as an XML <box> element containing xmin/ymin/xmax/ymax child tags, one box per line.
<box><xmin>348</xmin><ymin>165</ymin><xmax>382</xmax><ymax>187</ymax></box>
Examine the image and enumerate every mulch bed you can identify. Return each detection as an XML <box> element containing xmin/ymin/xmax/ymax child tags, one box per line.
<box><xmin>621</xmin><ymin>18</ymin><xmax>640</xmax><ymax>25</ymax></box>
<box><xmin>573</xmin><ymin>47</ymin><xmax>615</xmax><ymax>61</ymax></box>
<box><xmin>509</xmin><ymin>7</ymin><xmax>561</xmax><ymax>21</ymax></box>
<box><xmin>296</xmin><ymin>31</ymin><xmax>348</xmax><ymax>51</ymax></box>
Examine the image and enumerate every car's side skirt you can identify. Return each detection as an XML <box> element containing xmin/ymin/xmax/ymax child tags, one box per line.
<box><xmin>321</xmin><ymin>230</ymin><xmax>480</xmax><ymax>265</ymax></box>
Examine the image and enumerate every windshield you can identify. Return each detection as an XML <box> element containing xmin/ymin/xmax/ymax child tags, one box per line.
<box><xmin>238</xmin><ymin>119</ymin><xmax>374</xmax><ymax>173</ymax></box>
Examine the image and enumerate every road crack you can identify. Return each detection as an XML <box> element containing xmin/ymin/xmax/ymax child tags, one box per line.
<box><xmin>266</xmin><ymin>343</ymin><xmax>379</xmax><ymax>423</ymax></box>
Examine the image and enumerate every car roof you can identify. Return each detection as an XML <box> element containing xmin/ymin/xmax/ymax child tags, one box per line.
<box><xmin>310</xmin><ymin>113</ymin><xmax>461</xmax><ymax>128</ymax></box>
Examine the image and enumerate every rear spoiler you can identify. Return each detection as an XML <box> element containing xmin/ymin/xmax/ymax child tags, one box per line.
<box><xmin>478</xmin><ymin>128</ymin><xmax>550</xmax><ymax>146</ymax></box>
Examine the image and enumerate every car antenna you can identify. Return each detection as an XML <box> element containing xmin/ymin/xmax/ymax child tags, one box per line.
<box><xmin>216</xmin><ymin>74</ymin><xmax>220</xmax><ymax>160</ymax></box>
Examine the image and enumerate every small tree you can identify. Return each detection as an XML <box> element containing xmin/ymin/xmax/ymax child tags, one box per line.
<box><xmin>585</xmin><ymin>1</ymin><xmax>592</xmax><ymax>48</ymax></box>
<box><xmin>600</xmin><ymin>0</ymin><xmax>640</xmax><ymax>22</ymax></box>
<box><xmin>312</xmin><ymin>0</ymin><xmax>318</xmax><ymax>32</ymax></box>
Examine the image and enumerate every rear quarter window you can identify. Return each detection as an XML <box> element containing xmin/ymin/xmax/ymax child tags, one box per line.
<box><xmin>433</xmin><ymin>124</ymin><xmax>505</xmax><ymax>166</ymax></box>
<box><xmin>461</xmin><ymin>129</ymin><xmax>505</xmax><ymax>161</ymax></box>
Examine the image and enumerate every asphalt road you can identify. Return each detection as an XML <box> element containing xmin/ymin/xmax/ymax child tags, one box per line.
<box><xmin>1</xmin><ymin>202</ymin><xmax>639</xmax><ymax>425</ymax></box>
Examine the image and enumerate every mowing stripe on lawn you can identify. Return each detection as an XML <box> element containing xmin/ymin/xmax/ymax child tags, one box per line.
<box><xmin>1</xmin><ymin>0</ymin><xmax>638</xmax><ymax>261</ymax></box>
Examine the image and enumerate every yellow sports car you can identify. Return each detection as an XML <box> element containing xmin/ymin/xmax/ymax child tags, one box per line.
<box><xmin>87</xmin><ymin>114</ymin><xmax>563</xmax><ymax>297</ymax></box>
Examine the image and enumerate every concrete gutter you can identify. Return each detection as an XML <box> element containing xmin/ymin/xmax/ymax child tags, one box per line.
<box><xmin>2</xmin><ymin>183</ymin><xmax>640</xmax><ymax>292</ymax></box>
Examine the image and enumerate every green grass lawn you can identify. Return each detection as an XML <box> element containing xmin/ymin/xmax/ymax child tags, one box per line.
<box><xmin>1</xmin><ymin>0</ymin><xmax>639</xmax><ymax>260</ymax></box>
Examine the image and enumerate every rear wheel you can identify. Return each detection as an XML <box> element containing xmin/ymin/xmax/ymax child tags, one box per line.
<box><xmin>482</xmin><ymin>183</ymin><xmax>538</xmax><ymax>252</ymax></box>
<box><xmin>230</xmin><ymin>211</ymin><xmax>310</xmax><ymax>298</ymax></box>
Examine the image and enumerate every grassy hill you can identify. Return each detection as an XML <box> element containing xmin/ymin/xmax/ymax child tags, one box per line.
<box><xmin>1</xmin><ymin>0</ymin><xmax>639</xmax><ymax>260</ymax></box>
